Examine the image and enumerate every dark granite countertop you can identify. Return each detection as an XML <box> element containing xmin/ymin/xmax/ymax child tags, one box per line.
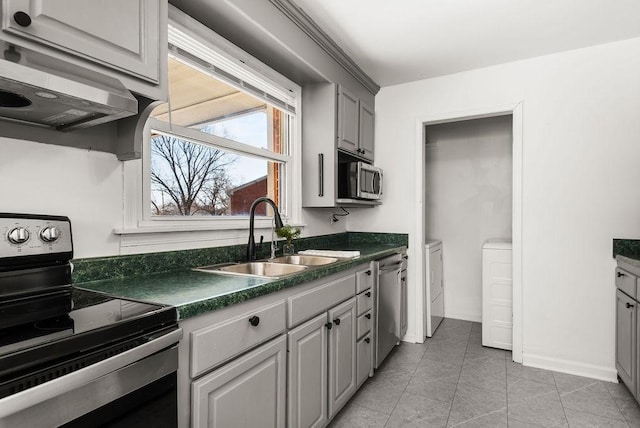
<box><xmin>77</xmin><ymin>243</ymin><xmax>405</xmax><ymax>320</ymax></box>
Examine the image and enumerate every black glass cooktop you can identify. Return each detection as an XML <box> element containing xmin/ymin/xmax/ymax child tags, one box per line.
<box><xmin>0</xmin><ymin>287</ymin><xmax>177</xmax><ymax>397</ymax></box>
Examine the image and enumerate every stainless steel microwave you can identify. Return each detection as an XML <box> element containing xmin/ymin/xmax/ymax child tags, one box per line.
<box><xmin>338</xmin><ymin>161</ymin><xmax>383</xmax><ymax>200</ymax></box>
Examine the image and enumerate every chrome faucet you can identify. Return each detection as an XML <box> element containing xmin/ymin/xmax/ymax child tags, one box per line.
<box><xmin>247</xmin><ymin>197</ymin><xmax>284</xmax><ymax>261</ymax></box>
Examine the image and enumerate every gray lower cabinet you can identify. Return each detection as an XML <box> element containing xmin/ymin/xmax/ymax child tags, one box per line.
<box><xmin>616</xmin><ymin>288</ymin><xmax>637</xmax><ymax>395</ymax></box>
<box><xmin>327</xmin><ymin>297</ymin><xmax>357</xmax><ymax>419</ymax></box>
<box><xmin>287</xmin><ymin>297</ymin><xmax>357</xmax><ymax>428</ymax></box>
<box><xmin>287</xmin><ymin>313</ymin><xmax>328</xmax><ymax>428</ymax></box>
<box><xmin>191</xmin><ymin>335</ymin><xmax>286</xmax><ymax>428</ymax></box>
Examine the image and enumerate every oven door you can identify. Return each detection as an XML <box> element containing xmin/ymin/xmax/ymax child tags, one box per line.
<box><xmin>357</xmin><ymin>163</ymin><xmax>383</xmax><ymax>200</ymax></box>
<box><xmin>0</xmin><ymin>329</ymin><xmax>181</xmax><ymax>428</ymax></box>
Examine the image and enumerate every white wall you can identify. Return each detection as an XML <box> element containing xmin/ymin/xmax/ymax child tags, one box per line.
<box><xmin>425</xmin><ymin>116</ymin><xmax>512</xmax><ymax>322</ymax></box>
<box><xmin>0</xmin><ymin>138</ymin><xmax>123</xmax><ymax>258</ymax></box>
<box><xmin>0</xmin><ymin>137</ymin><xmax>343</xmax><ymax>259</ymax></box>
<box><xmin>349</xmin><ymin>37</ymin><xmax>640</xmax><ymax>380</ymax></box>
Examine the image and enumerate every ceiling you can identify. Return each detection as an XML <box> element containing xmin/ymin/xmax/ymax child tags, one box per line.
<box><xmin>292</xmin><ymin>0</ymin><xmax>640</xmax><ymax>87</ymax></box>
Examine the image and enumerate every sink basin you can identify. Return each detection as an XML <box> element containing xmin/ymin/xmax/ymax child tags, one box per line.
<box><xmin>193</xmin><ymin>262</ymin><xmax>308</xmax><ymax>278</ymax></box>
<box><xmin>270</xmin><ymin>255</ymin><xmax>339</xmax><ymax>266</ymax></box>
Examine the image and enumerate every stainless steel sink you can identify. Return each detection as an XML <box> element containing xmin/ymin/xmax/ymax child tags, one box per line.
<box><xmin>193</xmin><ymin>262</ymin><xmax>308</xmax><ymax>278</ymax></box>
<box><xmin>270</xmin><ymin>255</ymin><xmax>339</xmax><ymax>266</ymax></box>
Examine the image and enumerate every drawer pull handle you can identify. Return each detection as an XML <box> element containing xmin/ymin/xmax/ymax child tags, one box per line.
<box><xmin>364</xmin><ymin>337</ymin><xmax>370</xmax><ymax>343</ymax></box>
<box><xmin>248</xmin><ymin>316</ymin><xmax>260</xmax><ymax>326</ymax></box>
<box><xmin>627</xmin><ymin>302</ymin><xmax>635</xmax><ymax>309</ymax></box>
<box><xmin>365</xmin><ymin>270</ymin><xmax>372</xmax><ymax>276</ymax></box>
<box><xmin>618</xmin><ymin>272</ymin><xmax>626</xmax><ymax>278</ymax></box>
<box><xmin>365</xmin><ymin>313</ymin><xmax>371</xmax><ymax>319</ymax></box>
<box><xmin>334</xmin><ymin>318</ymin><xmax>341</xmax><ymax>326</ymax></box>
<box><xmin>325</xmin><ymin>322</ymin><xmax>333</xmax><ymax>330</ymax></box>
<box><xmin>13</xmin><ymin>11</ymin><xmax>32</xmax><ymax>27</ymax></box>
<box><xmin>365</xmin><ymin>291</ymin><xmax>371</xmax><ymax>297</ymax></box>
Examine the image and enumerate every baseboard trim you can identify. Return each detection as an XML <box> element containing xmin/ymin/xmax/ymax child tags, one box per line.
<box><xmin>401</xmin><ymin>333</ymin><xmax>423</xmax><ymax>344</ymax></box>
<box><xmin>523</xmin><ymin>353</ymin><xmax>618</xmax><ymax>382</ymax></box>
<box><xmin>445</xmin><ymin>312</ymin><xmax>482</xmax><ymax>323</ymax></box>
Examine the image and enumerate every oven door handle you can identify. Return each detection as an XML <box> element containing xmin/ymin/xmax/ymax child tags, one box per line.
<box><xmin>0</xmin><ymin>328</ymin><xmax>182</xmax><ymax>424</ymax></box>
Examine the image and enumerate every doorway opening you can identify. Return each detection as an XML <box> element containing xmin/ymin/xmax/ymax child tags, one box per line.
<box><xmin>414</xmin><ymin>103</ymin><xmax>522</xmax><ymax>362</ymax></box>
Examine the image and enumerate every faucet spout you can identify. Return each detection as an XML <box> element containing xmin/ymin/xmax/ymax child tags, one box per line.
<box><xmin>247</xmin><ymin>197</ymin><xmax>284</xmax><ymax>261</ymax></box>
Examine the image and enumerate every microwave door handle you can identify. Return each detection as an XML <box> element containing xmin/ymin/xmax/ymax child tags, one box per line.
<box><xmin>374</xmin><ymin>170</ymin><xmax>382</xmax><ymax>196</ymax></box>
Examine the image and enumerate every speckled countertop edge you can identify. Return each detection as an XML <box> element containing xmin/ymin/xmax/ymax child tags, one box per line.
<box><xmin>77</xmin><ymin>243</ymin><xmax>406</xmax><ymax>320</ymax></box>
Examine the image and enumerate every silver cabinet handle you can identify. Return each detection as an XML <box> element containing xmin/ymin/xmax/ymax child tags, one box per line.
<box><xmin>318</xmin><ymin>153</ymin><xmax>324</xmax><ymax>197</ymax></box>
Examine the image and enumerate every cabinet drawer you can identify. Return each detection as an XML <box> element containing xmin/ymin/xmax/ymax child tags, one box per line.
<box><xmin>357</xmin><ymin>310</ymin><xmax>372</xmax><ymax>339</ymax></box>
<box><xmin>616</xmin><ymin>268</ymin><xmax>637</xmax><ymax>299</ymax></box>
<box><xmin>356</xmin><ymin>289</ymin><xmax>373</xmax><ymax>316</ymax></box>
<box><xmin>289</xmin><ymin>274</ymin><xmax>355</xmax><ymax>328</ymax></box>
<box><xmin>356</xmin><ymin>267</ymin><xmax>373</xmax><ymax>294</ymax></box>
<box><xmin>191</xmin><ymin>300</ymin><xmax>286</xmax><ymax>378</ymax></box>
<box><xmin>356</xmin><ymin>334</ymin><xmax>372</xmax><ymax>387</ymax></box>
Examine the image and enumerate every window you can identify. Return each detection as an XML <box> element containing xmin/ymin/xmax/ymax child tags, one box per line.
<box><xmin>121</xmin><ymin>14</ymin><xmax>302</xmax><ymax>240</ymax></box>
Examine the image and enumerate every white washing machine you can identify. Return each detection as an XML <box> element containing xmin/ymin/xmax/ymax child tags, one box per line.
<box><xmin>482</xmin><ymin>239</ymin><xmax>513</xmax><ymax>350</ymax></box>
<box><xmin>424</xmin><ymin>240</ymin><xmax>443</xmax><ymax>338</ymax></box>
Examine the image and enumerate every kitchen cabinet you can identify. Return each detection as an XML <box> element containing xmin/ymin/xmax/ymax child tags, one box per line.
<box><xmin>287</xmin><ymin>272</ymin><xmax>358</xmax><ymax>427</ymax></box>
<box><xmin>355</xmin><ymin>266</ymin><xmax>374</xmax><ymax>387</ymax></box>
<box><xmin>615</xmin><ymin>266</ymin><xmax>638</xmax><ymax>398</ymax></box>
<box><xmin>302</xmin><ymin>83</ymin><xmax>375</xmax><ymax>208</ymax></box>
<box><xmin>179</xmin><ymin>264</ymin><xmax>374</xmax><ymax>427</ymax></box>
<box><xmin>191</xmin><ymin>335</ymin><xmax>286</xmax><ymax>428</ymax></box>
<box><xmin>616</xmin><ymin>289</ymin><xmax>636</xmax><ymax>395</ymax></box>
<box><xmin>327</xmin><ymin>297</ymin><xmax>357</xmax><ymax>418</ymax></box>
<box><xmin>287</xmin><ymin>313</ymin><xmax>328</xmax><ymax>428</ymax></box>
<box><xmin>337</xmin><ymin>86</ymin><xmax>374</xmax><ymax>161</ymax></box>
<box><xmin>0</xmin><ymin>0</ymin><xmax>166</xmax><ymax>99</ymax></box>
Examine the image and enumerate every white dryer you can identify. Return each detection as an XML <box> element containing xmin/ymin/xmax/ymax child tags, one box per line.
<box><xmin>482</xmin><ymin>239</ymin><xmax>513</xmax><ymax>350</ymax></box>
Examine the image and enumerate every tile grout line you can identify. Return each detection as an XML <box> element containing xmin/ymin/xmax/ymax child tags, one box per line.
<box><xmin>505</xmin><ymin>342</ymin><xmax>510</xmax><ymax>427</ymax></box>
<box><xmin>551</xmin><ymin>371</ymin><xmax>571</xmax><ymax>427</ymax></box>
<box><xmin>382</xmin><ymin>340</ymin><xmax>428</xmax><ymax>427</ymax></box>
<box><xmin>444</xmin><ymin>325</ymin><xmax>473</xmax><ymax>427</ymax></box>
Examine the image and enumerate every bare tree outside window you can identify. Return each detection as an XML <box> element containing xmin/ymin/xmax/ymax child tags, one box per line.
<box><xmin>150</xmin><ymin>134</ymin><xmax>237</xmax><ymax>216</ymax></box>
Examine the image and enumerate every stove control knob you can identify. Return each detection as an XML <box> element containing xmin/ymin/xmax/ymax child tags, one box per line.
<box><xmin>40</xmin><ymin>226</ymin><xmax>60</xmax><ymax>243</ymax></box>
<box><xmin>7</xmin><ymin>227</ymin><xmax>29</xmax><ymax>244</ymax></box>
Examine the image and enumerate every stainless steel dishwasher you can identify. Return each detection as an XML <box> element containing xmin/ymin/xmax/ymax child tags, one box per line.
<box><xmin>373</xmin><ymin>253</ymin><xmax>404</xmax><ymax>368</ymax></box>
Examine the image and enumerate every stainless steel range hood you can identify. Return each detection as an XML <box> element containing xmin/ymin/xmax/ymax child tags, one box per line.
<box><xmin>0</xmin><ymin>43</ymin><xmax>138</xmax><ymax>131</ymax></box>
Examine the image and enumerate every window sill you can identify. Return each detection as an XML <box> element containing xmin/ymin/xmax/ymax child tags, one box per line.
<box><xmin>114</xmin><ymin>220</ymin><xmax>306</xmax><ymax>255</ymax></box>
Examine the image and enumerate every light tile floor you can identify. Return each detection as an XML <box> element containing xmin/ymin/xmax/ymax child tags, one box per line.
<box><xmin>330</xmin><ymin>318</ymin><xmax>640</xmax><ymax>427</ymax></box>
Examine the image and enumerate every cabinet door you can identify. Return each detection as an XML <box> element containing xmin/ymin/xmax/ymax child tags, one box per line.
<box><xmin>327</xmin><ymin>297</ymin><xmax>357</xmax><ymax>418</ymax></box>
<box><xmin>287</xmin><ymin>313</ymin><xmax>328</xmax><ymax>428</ymax></box>
<box><xmin>191</xmin><ymin>335</ymin><xmax>286</xmax><ymax>428</ymax></box>
<box><xmin>337</xmin><ymin>86</ymin><xmax>359</xmax><ymax>155</ymax></box>
<box><xmin>358</xmin><ymin>102</ymin><xmax>375</xmax><ymax>161</ymax></box>
<box><xmin>2</xmin><ymin>0</ymin><xmax>160</xmax><ymax>83</ymax></box>
<box><xmin>616</xmin><ymin>289</ymin><xmax>636</xmax><ymax>395</ymax></box>
<box><xmin>356</xmin><ymin>334</ymin><xmax>372</xmax><ymax>387</ymax></box>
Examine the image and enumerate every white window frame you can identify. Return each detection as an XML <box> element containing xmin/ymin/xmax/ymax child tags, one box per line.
<box><xmin>116</xmin><ymin>7</ymin><xmax>302</xmax><ymax>253</ymax></box>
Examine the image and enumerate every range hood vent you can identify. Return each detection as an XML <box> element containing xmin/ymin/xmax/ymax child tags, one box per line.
<box><xmin>0</xmin><ymin>43</ymin><xmax>138</xmax><ymax>131</ymax></box>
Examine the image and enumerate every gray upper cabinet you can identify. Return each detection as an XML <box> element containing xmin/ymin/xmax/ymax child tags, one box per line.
<box><xmin>337</xmin><ymin>86</ymin><xmax>359</xmax><ymax>154</ymax></box>
<box><xmin>337</xmin><ymin>86</ymin><xmax>374</xmax><ymax>162</ymax></box>
<box><xmin>302</xmin><ymin>83</ymin><xmax>376</xmax><ymax>208</ymax></box>
<box><xmin>358</xmin><ymin>102</ymin><xmax>375</xmax><ymax>161</ymax></box>
<box><xmin>0</xmin><ymin>0</ymin><xmax>165</xmax><ymax>99</ymax></box>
